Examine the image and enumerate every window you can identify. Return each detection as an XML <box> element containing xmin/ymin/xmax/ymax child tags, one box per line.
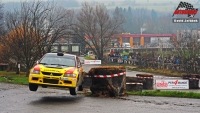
<box><xmin>72</xmin><ymin>46</ymin><xmax>79</xmax><ymax>52</ymax></box>
<box><xmin>40</xmin><ymin>56</ymin><xmax>76</xmax><ymax>67</ymax></box>
<box><xmin>51</xmin><ymin>46</ymin><xmax>58</xmax><ymax>52</ymax></box>
<box><xmin>61</xmin><ymin>46</ymin><xmax>68</xmax><ymax>52</ymax></box>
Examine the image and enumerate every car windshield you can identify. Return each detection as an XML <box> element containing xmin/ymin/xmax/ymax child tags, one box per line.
<box><xmin>39</xmin><ymin>56</ymin><xmax>76</xmax><ymax>67</ymax></box>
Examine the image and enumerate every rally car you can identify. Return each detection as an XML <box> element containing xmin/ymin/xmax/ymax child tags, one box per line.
<box><xmin>28</xmin><ymin>52</ymin><xmax>84</xmax><ymax>95</ymax></box>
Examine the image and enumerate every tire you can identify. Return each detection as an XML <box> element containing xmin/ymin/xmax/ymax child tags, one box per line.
<box><xmin>78</xmin><ymin>85</ymin><xmax>83</xmax><ymax>91</ymax></box>
<box><xmin>69</xmin><ymin>88</ymin><xmax>77</xmax><ymax>95</ymax></box>
<box><xmin>29</xmin><ymin>84</ymin><xmax>38</xmax><ymax>91</ymax></box>
<box><xmin>42</xmin><ymin>85</ymin><xmax>47</xmax><ymax>88</ymax></box>
<box><xmin>70</xmin><ymin>75</ymin><xmax>83</xmax><ymax>95</ymax></box>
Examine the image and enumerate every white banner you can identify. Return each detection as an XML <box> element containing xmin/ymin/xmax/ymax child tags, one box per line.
<box><xmin>84</xmin><ymin>60</ymin><xmax>101</xmax><ymax>64</ymax></box>
<box><xmin>156</xmin><ymin>80</ymin><xmax>189</xmax><ymax>89</ymax></box>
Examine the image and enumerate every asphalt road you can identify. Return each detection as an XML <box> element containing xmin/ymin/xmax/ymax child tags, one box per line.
<box><xmin>1</xmin><ymin>62</ymin><xmax>200</xmax><ymax>113</ymax></box>
<box><xmin>1</xmin><ymin>82</ymin><xmax>200</xmax><ymax>113</ymax></box>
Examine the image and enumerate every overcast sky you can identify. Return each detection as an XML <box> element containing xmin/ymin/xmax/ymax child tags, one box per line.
<box><xmin>1</xmin><ymin>0</ymin><xmax>197</xmax><ymax>3</ymax></box>
<box><xmin>1</xmin><ymin>0</ymin><xmax>93</xmax><ymax>2</ymax></box>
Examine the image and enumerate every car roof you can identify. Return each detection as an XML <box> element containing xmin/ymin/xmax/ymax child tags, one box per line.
<box><xmin>45</xmin><ymin>53</ymin><xmax>76</xmax><ymax>57</ymax></box>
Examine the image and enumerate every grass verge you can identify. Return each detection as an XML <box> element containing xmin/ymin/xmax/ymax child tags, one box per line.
<box><xmin>0</xmin><ymin>71</ymin><xmax>28</xmax><ymax>85</ymax></box>
<box><xmin>84</xmin><ymin>56</ymin><xmax>95</xmax><ymax>60</ymax></box>
<box><xmin>126</xmin><ymin>66</ymin><xmax>182</xmax><ymax>77</ymax></box>
<box><xmin>127</xmin><ymin>90</ymin><xmax>200</xmax><ymax>99</ymax></box>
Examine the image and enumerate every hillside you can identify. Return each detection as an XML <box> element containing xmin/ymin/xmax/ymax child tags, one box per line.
<box><xmin>3</xmin><ymin>0</ymin><xmax>200</xmax><ymax>12</ymax></box>
<box><xmin>78</xmin><ymin>0</ymin><xmax>200</xmax><ymax>12</ymax></box>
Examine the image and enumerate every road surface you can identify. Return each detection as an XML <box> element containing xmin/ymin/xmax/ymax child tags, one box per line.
<box><xmin>0</xmin><ymin>82</ymin><xmax>200</xmax><ymax>113</ymax></box>
<box><xmin>1</xmin><ymin>62</ymin><xmax>200</xmax><ymax>113</ymax></box>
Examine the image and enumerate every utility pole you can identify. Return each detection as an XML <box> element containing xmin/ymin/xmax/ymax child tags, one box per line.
<box><xmin>159</xmin><ymin>38</ymin><xmax>164</xmax><ymax>69</ymax></box>
<box><xmin>141</xmin><ymin>27</ymin><xmax>145</xmax><ymax>34</ymax></box>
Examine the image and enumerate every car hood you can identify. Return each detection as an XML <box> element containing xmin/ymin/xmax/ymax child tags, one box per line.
<box><xmin>32</xmin><ymin>64</ymin><xmax>78</xmax><ymax>74</ymax></box>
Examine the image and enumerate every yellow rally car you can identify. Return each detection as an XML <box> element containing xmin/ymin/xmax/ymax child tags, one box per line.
<box><xmin>29</xmin><ymin>52</ymin><xmax>84</xmax><ymax>95</ymax></box>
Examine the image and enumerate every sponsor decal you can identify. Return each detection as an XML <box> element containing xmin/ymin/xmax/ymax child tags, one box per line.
<box><xmin>43</xmin><ymin>69</ymin><xmax>60</xmax><ymax>73</ymax></box>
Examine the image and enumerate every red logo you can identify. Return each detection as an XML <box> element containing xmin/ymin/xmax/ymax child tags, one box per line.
<box><xmin>174</xmin><ymin>80</ymin><xmax>178</xmax><ymax>85</ymax></box>
<box><xmin>156</xmin><ymin>81</ymin><xmax>168</xmax><ymax>87</ymax></box>
<box><xmin>172</xmin><ymin>1</ymin><xmax>198</xmax><ymax>18</ymax></box>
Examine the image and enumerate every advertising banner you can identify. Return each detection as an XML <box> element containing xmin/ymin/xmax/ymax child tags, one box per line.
<box><xmin>84</xmin><ymin>60</ymin><xmax>101</xmax><ymax>64</ymax></box>
<box><xmin>156</xmin><ymin>80</ymin><xmax>189</xmax><ymax>89</ymax></box>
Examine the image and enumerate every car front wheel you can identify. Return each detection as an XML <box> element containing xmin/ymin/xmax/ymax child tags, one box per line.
<box><xmin>29</xmin><ymin>83</ymin><xmax>38</xmax><ymax>91</ymax></box>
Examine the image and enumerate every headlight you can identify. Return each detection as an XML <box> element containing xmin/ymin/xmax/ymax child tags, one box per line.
<box><xmin>32</xmin><ymin>70</ymin><xmax>40</xmax><ymax>74</ymax></box>
<box><xmin>64</xmin><ymin>73</ymin><xmax>76</xmax><ymax>77</ymax></box>
<box><xmin>31</xmin><ymin>65</ymin><xmax>40</xmax><ymax>74</ymax></box>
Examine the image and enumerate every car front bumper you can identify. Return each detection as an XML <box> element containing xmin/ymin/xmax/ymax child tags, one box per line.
<box><xmin>29</xmin><ymin>74</ymin><xmax>77</xmax><ymax>88</ymax></box>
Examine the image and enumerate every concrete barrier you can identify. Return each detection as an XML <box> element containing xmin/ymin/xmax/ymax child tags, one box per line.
<box><xmin>87</xmin><ymin>66</ymin><xmax>126</xmax><ymax>97</ymax></box>
<box><xmin>82</xmin><ymin>76</ymin><xmax>92</xmax><ymax>88</ymax></box>
<box><xmin>126</xmin><ymin>76</ymin><xmax>144</xmax><ymax>92</ymax></box>
<box><xmin>136</xmin><ymin>74</ymin><xmax>153</xmax><ymax>90</ymax></box>
<box><xmin>182</xmin><ymin>73</ymin><xmax>200</xmax><ymax>89</ymax></box>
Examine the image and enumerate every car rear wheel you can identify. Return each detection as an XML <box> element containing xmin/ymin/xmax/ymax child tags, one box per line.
<box><xmin>69</xmin><ymin>87</ymin><xmax>77</xmax><ymax>95</ymax></box>
<box><xmin>78</xmin><ymin>85</ymin><xmax>83</xmax><ymax>91</ymax></box>
<box><xmin>29</xmin><ymin>84</ymin><xmax>38</xmax><ymax>91</ymax></box>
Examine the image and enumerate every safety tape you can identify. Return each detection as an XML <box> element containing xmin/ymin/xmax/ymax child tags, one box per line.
<box><xmin>188</xmin><ymin>78</ymin><xmax>200</xmax><ymax>80</ymax></box>
<box><xmin>84</xmin><ymin>72</ymin><xmax>126</xmax><ymax>78</ymax></box>
<box><xmin>136</xmin><ymin>76</ymin><xmax>153</xmax><ymax>79</ymax></box>
<box><xmin>84</xmin><ymin>73</ymin><xmax>200</xmax><ymax>80</ymax></box>
<box><xmin>126</xmin><ymin>82</ymin><xmax>143</xmax><ymax>85</ymax></box>
<box><xmin>137</xmin><ymin>76</ymin><xmax>181</xmax><ymax>79</ymax></box>
<box><xmin>153</xmin><ymin>76</ymin><xmax>180</xmax><ymax>79</ymax></box>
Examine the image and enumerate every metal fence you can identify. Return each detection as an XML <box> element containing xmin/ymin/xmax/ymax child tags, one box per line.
<box><xmin>107</xmin><ymin>55</ymin><xmax>200</xmax><ymax>74</ymax></box>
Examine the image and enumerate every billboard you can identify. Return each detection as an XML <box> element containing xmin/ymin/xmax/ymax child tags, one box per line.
<box><xmin>84</xmin><ymin>60</ymin><xmax>101</xmax><ymax>64</ymax></box>
<box><xmin>156</xmin><ymin>80</ymin><xmax>189</xmax><ymax>89</ymax></box>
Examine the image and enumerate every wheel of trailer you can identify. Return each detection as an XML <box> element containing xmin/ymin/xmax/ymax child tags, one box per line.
<box><xmin>69</xmin><ymin>87</ymin><xmax>77</xmax><ymax>95</ymax></box>
<box><xmin>29</xmin><ymin>83</ymin><xmax>38</xmax><ymax>91</ymax></box>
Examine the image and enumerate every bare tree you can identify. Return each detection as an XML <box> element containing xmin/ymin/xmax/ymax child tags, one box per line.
<box><xmin>71</xmin><ymin>2</ymin><xmax>124</xmax><ymax>60</ymax></box>
<box><xmin>1</xmin><ymin>0</ymin><xmax>73</xmax><ymax>76</ymax></box>
<box><xmin>0</xmin><ymin>3</ymin><xmax>7</xmax><ymax>63</ymax></box>
<box><xmin>0</xmin><ymin>2</ymin><xmax>4</xmax><ymax>35</ymax></box>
